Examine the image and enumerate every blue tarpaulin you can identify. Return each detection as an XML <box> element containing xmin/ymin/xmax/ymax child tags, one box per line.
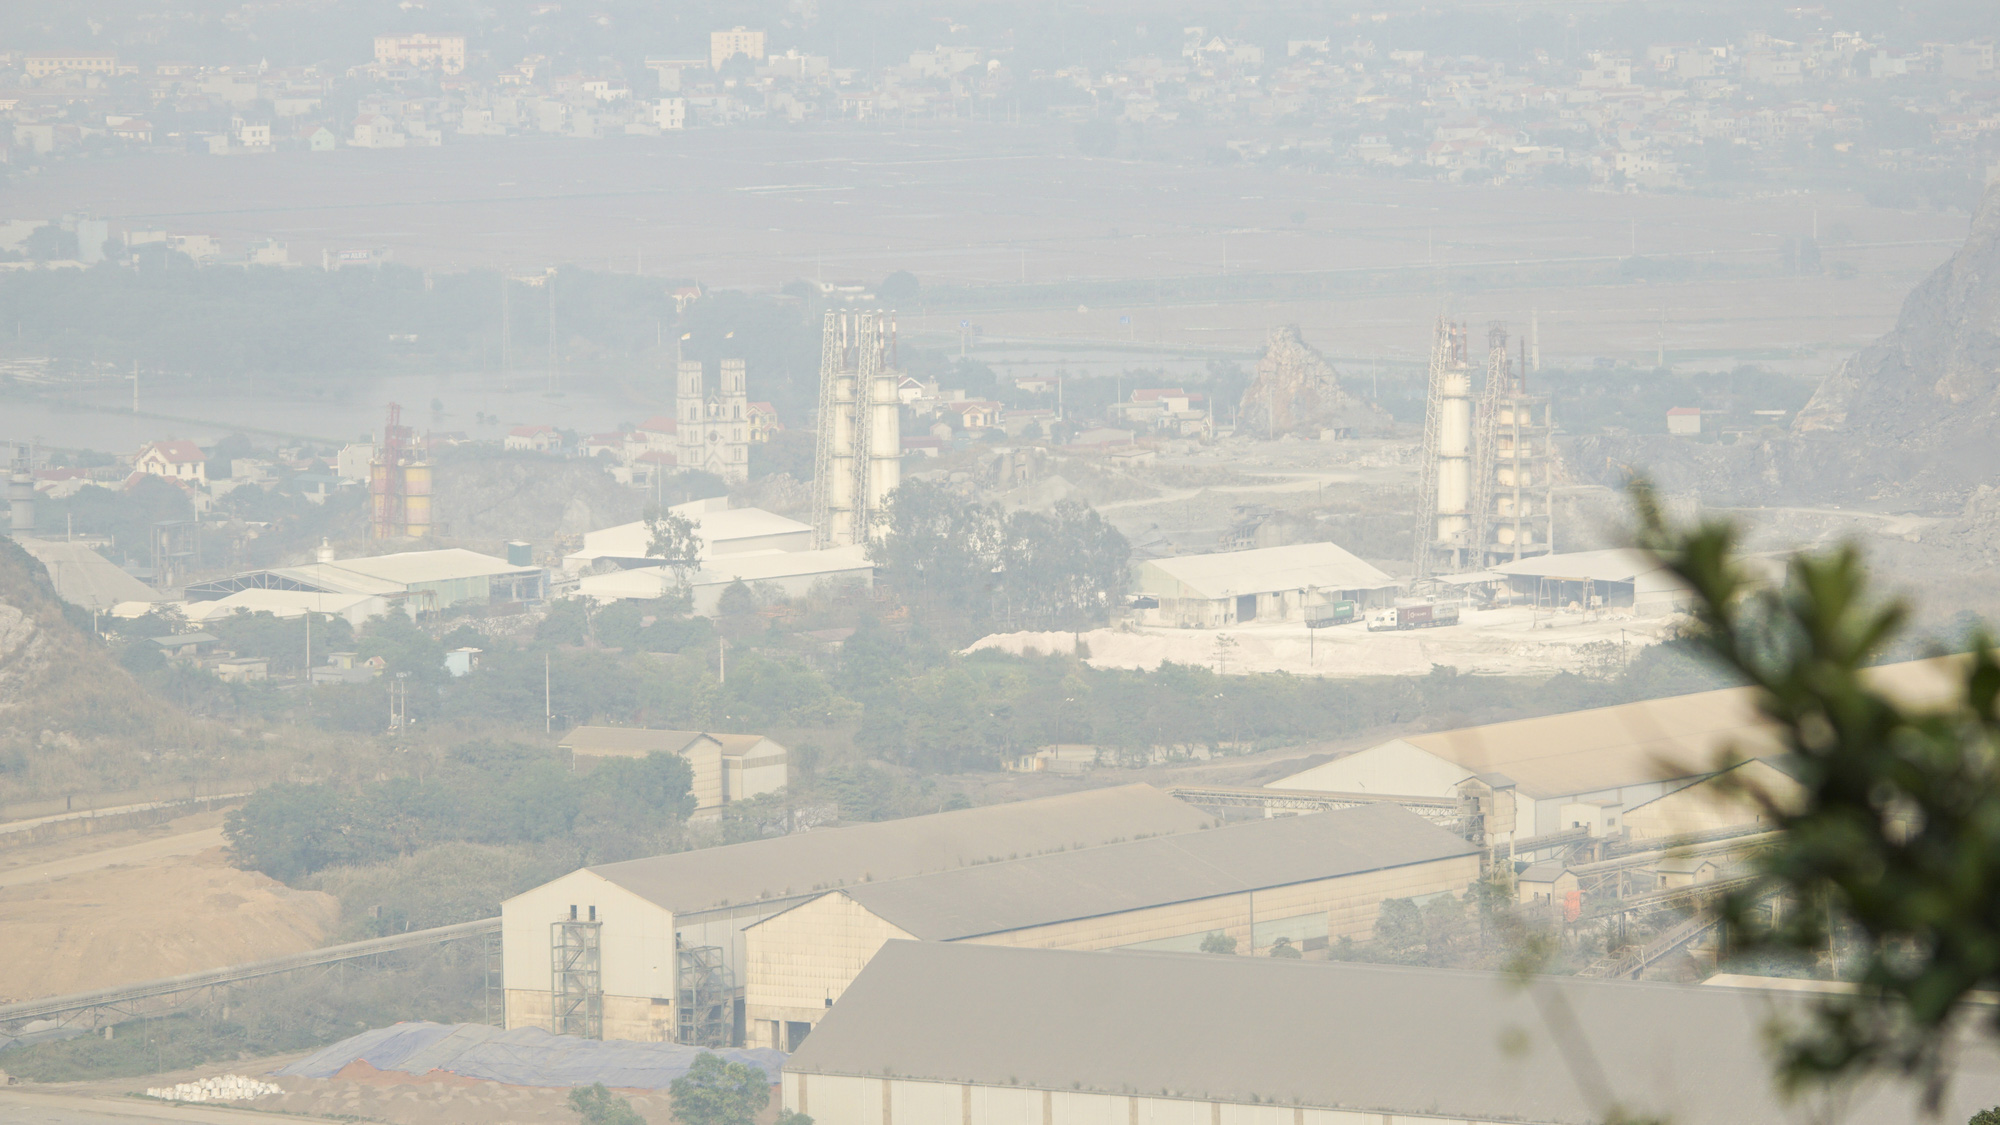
<box><xmin>274</xmin><ymin>1022</ymin><xmax>786</xmax><ymax>1089</ymax></box>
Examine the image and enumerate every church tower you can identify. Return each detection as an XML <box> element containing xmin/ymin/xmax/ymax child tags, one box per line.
<box><xmin>673</xmin><ymin>358</ymin><xmax>750</xmax><ymax>484</ymax></box>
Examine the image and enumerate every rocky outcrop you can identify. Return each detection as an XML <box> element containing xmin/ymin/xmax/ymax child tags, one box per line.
<box><xmin>1792</xmin><ymin>184</ymin><xmax>2000</xmax><ymax>504</ymax></box>
<box><xmin>1238</xmin><ymin>325</ymin><xmax>1392</xmax><ymax>438</ymax></box>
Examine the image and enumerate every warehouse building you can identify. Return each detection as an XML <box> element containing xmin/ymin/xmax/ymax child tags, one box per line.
<box><xmin>782</xmin><ymin>942</ymin><xmax>2000</xmax><ymax>1125</ymax></box>
<box><xmin>1132</xmin><ymin>542</ymin><xmax>1396</xmax><ymax>628</ymax></box>
<box><xmin>558</xmin><ymin>726</ymin><xmax>788</xmax><ymax>812</ymax></box>
<box><xmin>1486</xmin><ymin>547</ymin><xmax>1694</xmax><ymax>615</ymax></box>
<box><xmin>564</xmin><ymin>498</ymin><xmax>813</xmax><ymax>573</ymax></box>
<box><xmin>1269</xmin><ymin>655</ymin><xmax>1959</xmax><ymax>842</ymax></box>
<box><xmin>499</xmin><ymin>785</ymin><xmax>1215</xmax><ymax>1044</ymax></box>
<box><xmin>743</xmin><ymin>804</ymin><xmax>1477</xmax><ymax>1049</ymax></box>
<box><xmin>184</xmin><ymin>546</ymin><xmax>545</xmax><ymax>618</ymax></box>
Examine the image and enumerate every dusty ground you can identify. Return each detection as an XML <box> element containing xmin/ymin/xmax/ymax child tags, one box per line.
<box><xmin>0</xmin><ymin>843</ymin><xmax>336</xmax><ymax>1002</ymax></box>
<box><xmin>35</xmin><ymin>1052</ymin><xmax>789</xmax><ymax>1125</ymax></box>
<box><xmin>0</xmin><ymin>811</ymin><xmax>227</xmax><ymax>885</ymax></box>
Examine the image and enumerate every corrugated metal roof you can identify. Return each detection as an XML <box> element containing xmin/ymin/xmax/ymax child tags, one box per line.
<box><xmin>1140</xmin><ymin>542</ymin><xmax>1393</xmax><ymax>600</ymax></box>
<box><xmin>693</xmin><ymin>546</ymin><xmax>871</xmax><ymax>586</ymax></box>
<box><xmin>587</xmin><ymin>785</ymin><xmax>1215</xmax><ymax>918</ymax></box>
<box><xmin>559</xmin><ymin>727</ymin><xmax>706</xmax><ymax>756</ymax></box>
<box><xmin>560</xmin><ymin>727</ymin><xmax>770</xmax><ymax>758</ymax></box>
<box><xmin>16</xmin><ymin>539</ymin><xmax>159</xmax><ymax>612</ymax></box>
<box><xmin>1488</xmin><ymin>548</ymin><xmax>1691</xmax><ymax>596</ymax></box>
<box><xmin>822</xmin><ymin>804</ymin><xmax>1474</xmax><ymax>940</ymax></box>
<box><xmin>1280</xmin><ymin>657</ymin><xmax>1963</xmax><ymax>800</ymax></box>
<box><xmin>326</xmin><ymin>548</ymin><xmax>535</xmax><ymax>585</ymax></box>
<box><xmin>786</xmin><ymin>942</ymin><xmax>2000</xmax><ymax>1125</ymax></box>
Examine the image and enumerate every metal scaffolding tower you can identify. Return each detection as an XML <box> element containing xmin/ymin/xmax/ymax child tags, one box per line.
<box><xmin>810</xmin><ymin>310</ymin><xmax>902</xmax><ymax>549</ymax></box>
<box><xmin>675</xmin><ymin>944</ymin><xmax>731</xmax><ymax>1047</ymax></box>
<box><xmin>550</xmin><ymin>919</ymin><xmax>602</xmax><ymax>1039</ymax></box>
<box><xmin>809</xmin><ymin>310</ymin><xmax>843</xmax><ymax>548</ymax></box>
<box><xmin>1470</xmin><ymin>325</ymin><xmax>1554</xmax><ymax>568</ymax></box>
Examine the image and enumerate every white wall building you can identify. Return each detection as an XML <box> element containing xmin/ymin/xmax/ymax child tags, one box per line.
<box><xmin>781</xmin><ymin>942</ymin><xmax>2000</xmax><ymax>1125</ymax></box>
<box><xmin>499</xmin><ymin>785</ymin><xmax>1215</xmax><ymax>1043</ymax></box>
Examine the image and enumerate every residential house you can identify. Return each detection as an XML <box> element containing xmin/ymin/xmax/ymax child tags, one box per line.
<box><xmin>134</xmin><ymin>441</ymin><xmax>208</xmax><ymax>483</ymax></box>
<box><xmin>505</xmin><ymin>425</ymin><xmax>561</xmax><ymax>453</ymax></box>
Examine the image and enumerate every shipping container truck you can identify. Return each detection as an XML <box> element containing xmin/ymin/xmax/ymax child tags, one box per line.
<box><xmin>1366</xmin><ymin>603</ymin><xmax>1461</xmax><ymax>631</ymax></box>
<box><xmin>1303</xmin><ymin>600</ymin><xmax>1357</xmax><ymax>628</ymax></box>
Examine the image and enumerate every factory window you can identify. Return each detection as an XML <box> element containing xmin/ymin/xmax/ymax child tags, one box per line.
<box><xmin>569</xmin><ymin>904</ymin><xmax>578</xmax><ymax>920</ymax></box>
<box><xmin>588</xmin><ymin>905</ymin><xmax>596</xmax><ymax>921</ymax></box>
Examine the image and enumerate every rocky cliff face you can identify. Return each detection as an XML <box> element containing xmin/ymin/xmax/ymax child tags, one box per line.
<box><xmin>1793</xmin><ymin>184</ymin><xmax>2000</xmax><ymax>504</ymax></box>
<box><xmin>1237</xmin><ymin>325</ymin><xmax>1392</xmax><ymax>438</ymax></box>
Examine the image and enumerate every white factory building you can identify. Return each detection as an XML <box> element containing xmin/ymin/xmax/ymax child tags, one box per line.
<box><xmin>181</xmin><ymin>546</ymin><xmax>547</xmax><ymax>622</ymax></box>
<box><xmin>1268</xmin><ymin>655</ymin><xmax>1960</xmax><ymax>842</ymax></box>
<box><xmin>781</xmin><ymin>942</ymin><xmax>2000</xmax><ymax>1125</ymax></box>
<box><xmin>568</xmin><ymin>497</ymin><xmax>874</xmax><ymax>615</ymax></box>
<box><xmin>1132</xmin><ymin>542</ymin><xmax>1397</xmax><ymax>628</ymax></box>
<box><xmin>498</xmin><ymin>785</ymin><xmax>1215</xmax><ymax>1043</ymax></box>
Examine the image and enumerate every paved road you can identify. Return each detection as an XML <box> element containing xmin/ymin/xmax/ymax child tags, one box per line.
<box><xmin>0</xmin><ymin>828</ymin><xmax>227</xmax><ymax>891</ymax></box>
<box><xmin>0</xmin><ymin>1089</ymin><xmax>344</xmax><ymax>1124</ymax></box>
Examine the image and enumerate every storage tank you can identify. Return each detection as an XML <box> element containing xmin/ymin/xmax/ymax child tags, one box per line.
<box><xmin>1433</xmin><ymin>360</ymin><xmax>1473</xmax><ymax>548</ymax></box>
<box><xmin>401</xmin><ymin>461</ymin><xmax>432</xmax><ymax>538</ymax></box>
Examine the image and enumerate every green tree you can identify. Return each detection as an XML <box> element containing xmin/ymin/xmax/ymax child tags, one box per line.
<box><xmin>1969</xmin><ymin>1108</ymin><xmax>2000</xmax><ymax>1125</ymax></box>
<box><xmin>997</xmin><ymin>501</ymin><xmax>1130</xmax><ymax>630</ymax></box>
<box><xmin>870</xmin><ymin>479</ymin><xmax>1002</xmax><ymax>619</ymax></box>
<box><xmin>878</xmin><ymin>270</ymin><xmax>920</xmax><ymax>307</ymax></box>
<box><xmin>670</xmin><ymin>1053</ymin><xmax>771</xmax><ymax>1125</ymax></box>
<box><xmin>1375</xmin><ymin>898</ymin><xmax>1424</xmax><ymax>958</ymax></box>
<box><xmin>645</xmin><ymin>504</ymin><xmax>704</xmax><ymax>565</ymax></box>
<box><xmin>1637</xmin><ymin>482</ymin><xmax>2000</xmax><ymax>1108</ymax></box>
<box><xmin>225</xmin><ymin>783</ymin><xmax>356</xmax><ymax>883</ymax></box>
<box><xmin>1268</xmin><ymin>936</ymin><xmax>1303</xmax><ymax>959</ymax></box>
<box><xmin>570</xmin><ymin>1082</ymin><xmax>645</xmax><ymax>1125</ymax></box>
<box><xmin>1199</xmin><ymin>930</ymin><xmax>1237</xmax><ymax>955</ymax></box>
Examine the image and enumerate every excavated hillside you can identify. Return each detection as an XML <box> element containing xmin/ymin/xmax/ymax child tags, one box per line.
<box><xmin>1792</xmin><ymin>183</ymin><xmax>2000</xmax><ymax>506</ymax></box>
<box><xmin>0</xmin><ymin>538</ymin><xmax>234</xmax><ymax>802</ymax></box>
<box><xmin>1570</xmin><ymin>185</ymin><xmax>1998</xmax><ymax>511</ymax></box>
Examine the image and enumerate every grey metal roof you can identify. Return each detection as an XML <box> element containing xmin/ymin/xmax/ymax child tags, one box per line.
<box><xmin>587</xmin><ymin>785</ymin><xmax>1216</xmax><ymax>919</ymax></box>
<box><xmin>786</xmin><ymin>942</ymin><xmax>2000</xmax><ymax>1125</ymax></box>
<box><xmin>819</xmin><ymin>803</ymin><xmax>1475</xmax><ymax>941</ymax></box>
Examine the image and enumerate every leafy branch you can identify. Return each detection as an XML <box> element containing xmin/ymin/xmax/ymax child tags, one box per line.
<box><xmin>1633</xmin><ymin>481</ymin><xmax>2000</xmax><ymax>1109</ymax></box>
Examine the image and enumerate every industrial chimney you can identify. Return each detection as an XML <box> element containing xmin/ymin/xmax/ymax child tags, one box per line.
<box><xmin>7</xmin><ymin>446</ymin><xmax>33</xmax><ymax>541</ymax></box>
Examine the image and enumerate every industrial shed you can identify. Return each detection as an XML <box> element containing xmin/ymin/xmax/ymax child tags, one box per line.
<box><xmin>1487</xmin><ymin>548</ymin><xmax>1693</xmax><ymax>615</ymax></box>
<box><xmin>782</xmin><ymin>942</ymin><xmax>2000</xmax><ymax>1125</ymax></box>
<box><xmin>184</xmin><ymin>547</ymin><xmax>545</xmax><ymax>616</ymax></box>
<box><xmin>742</xmin><ymin>804</ymin><xmax>1477</xmax><ymax>1049</ymax></box>
<box><xmin>1622</xmin><ymin>758</ymin><xmax>1803</xmax><ymax>841</ymax></box>
<box><xmin>1133</xmin><ymin>542</ymin><xmax>1396</xmax><ymax>628</ymax></box>
<box><xmin>564</xmin><ymin>499</ymin><xmax>813</xmax><ymax>573</ymax></box>
<box><xmin>499</xmin><ymin>785</ymin><xmax>1215</xmax><ymax>1044</ymax></box>
<box><xmin>557</xmin><ymin>727</ymin><xmax>787</xmax><ymax>811</ymax></box>
<box><xmin>1269</xmin><ymin>656</ymin><xmax>1959</xmax><ymax>842</ymax></box>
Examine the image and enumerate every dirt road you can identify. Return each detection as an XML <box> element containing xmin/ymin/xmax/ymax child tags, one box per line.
<box><xmin>0</xmin><ymin>828</ymin><xmax>228</xmax><ymax>891</ymax></box>
<box><xmin>0</xmin><ymin>1089</ymin><xmax>349</xmax><ymax>1125</ymax></box>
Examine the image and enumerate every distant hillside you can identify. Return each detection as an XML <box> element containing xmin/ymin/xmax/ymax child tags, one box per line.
<box><xmin>1571</xmin><ymin>185</ymin><xmax>1998</xmax><ymax>511</ymax></box>
<box><xmin>0</xmin><ymin>538</ymin><xmax>232</xmax><ymax>802</ymax></box>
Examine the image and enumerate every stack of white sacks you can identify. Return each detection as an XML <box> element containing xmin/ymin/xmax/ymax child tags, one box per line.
<box><xmin>144</xmin><ymin>1074</ymin><xmax>281</xmax><ymax>1102</ymax></box>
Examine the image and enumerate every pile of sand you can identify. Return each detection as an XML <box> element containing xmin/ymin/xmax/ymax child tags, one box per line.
<box><xmin>0</xmin><ymin>846</ymin><xmax>338</xmax><ymax>1001</ymax></box>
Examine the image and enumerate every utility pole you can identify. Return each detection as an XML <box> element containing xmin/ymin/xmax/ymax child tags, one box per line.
<box><xmin>547</xmin><ymin>272</ymin><xmax>557</xmax><ymax>394</ymax></box>
<box><xmin>544</xmin><ymin>653</ymin><xmax>552</xmax><ymax>733</ymax></box>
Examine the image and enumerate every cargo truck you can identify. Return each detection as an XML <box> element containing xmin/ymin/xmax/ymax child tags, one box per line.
<box><xmin>1365</xmin><ymin>603</ymin><xmax>1461</xmax><ymax>631</ymax></box>
<box><xmin>1303</xmin><ymin>600</ymin><xmax>1357</xmax><ymax>628</ymax></box>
